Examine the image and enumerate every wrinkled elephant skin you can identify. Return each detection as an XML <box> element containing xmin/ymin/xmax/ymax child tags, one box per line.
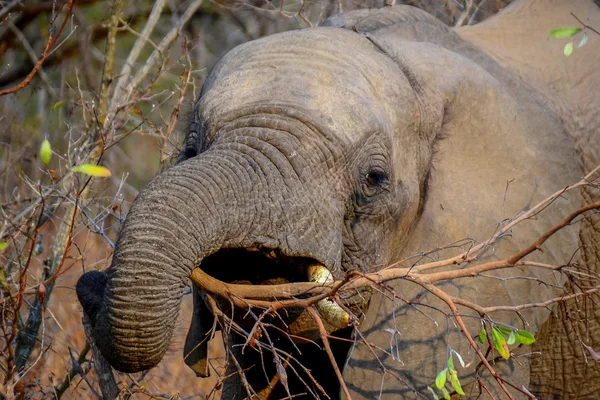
<box><xmin>76</xmin><ymin>1</ymin><xmax>600</xmax><ymax>399</ymax></box>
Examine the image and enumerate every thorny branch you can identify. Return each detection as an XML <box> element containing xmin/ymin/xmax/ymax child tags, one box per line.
<box><xmin>193</xmin><ymin>166</ymin><xmax>600</xmax><ymax>304</ymax></box>
<box><xmin>192</xmin><ymin>166</ymin><xmax>600</xmax><ymax>397</ymax></box>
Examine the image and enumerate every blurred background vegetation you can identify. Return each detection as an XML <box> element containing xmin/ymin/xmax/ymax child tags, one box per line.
<box><xmin>0</xmin><ymin>0</ymin><xmax>510</xmax><ymax>398</ymax></box>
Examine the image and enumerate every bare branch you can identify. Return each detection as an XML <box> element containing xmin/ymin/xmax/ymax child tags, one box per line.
<box><xmin>106</xmin><ymin>0</ymin><xmax>167</xmax><ymax>123</ymax></box>
<box><xmin>307</xmin><ymin>307</ymin><xmax>352</xmax><ymax>400</ymax></box>
<box><xmin>191</xmin><ymin>171</ymin><xmax>600</xmax><ymax>307</ymax></box>
<box><xmin>97</xmin><ymin>0</ymin><xmax>123</xmax><ymax>124</ymax></box>
<box><xmin>0</xmin><ymin>0</ymin><xmax>75</xmax><ymax>97</ymax></box>
<box><xmin>106</xmin><ymin>0</ymin><xmax>204</xmax><ymax>122</ymax></box>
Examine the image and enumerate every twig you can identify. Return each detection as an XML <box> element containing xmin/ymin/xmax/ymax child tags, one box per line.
<box><xmin>307</xmin><ymin>307</ymin><xmax>352</xmax><ymax>400</ymax></box>
<box><xmin>8</xmin><ymin>192</ymin><xmax>46</xmax><ymax>379</ymax></box>
<box><xmin>105</xmin><ymin>0</ymin><xmax>204</xmax><ymax>122</ymax></box>
<box><xmin>97</xmin><ymin>0</ymin><xmax>123</xmax><ymax>127</ymax></box>
<box><xmin>0</xmin><ymin>0</ymin><xmax>21</xmax><ymax>21</ymax></box>
<box><xmin>14</xmin><ymin>197</ymin><xmax>78</xmax><ymax>373</ymax></box>
<box><xmin>0</xmin><ymin>0</ymin><xmax>75</xmax><ymax>96</ymax></box>
<box><xmin>53</xmin><ymin>344</ymin><xmax>91</xmax><ymax>399</ymax></box>
<box><xmin>454</xmin><ymin>0</ymin><xmax>474</xmax><ymax>27</ymax></box>
<box><xmin>571</xmin><ymin>12</ymin><xmax>600</xmax><ymax>37</ymax></box>
<box><xmin>422</xmin><ymin>284</ymin><xmax>515</xmax><ymax>399</ymax></box>
<box><xmin>6</xmin><ymin>20</ymin><xmax>58</xmax><ymax>99</ymax></box>
<box><xmin>107</xmin><ymin>0</ymin><xmax>167</xmax><ymax>124</ymax></box>
<box><xmin>421</xmin><ymin>200</ymin><xmax>600</xmax><ymax>283</ymax></box>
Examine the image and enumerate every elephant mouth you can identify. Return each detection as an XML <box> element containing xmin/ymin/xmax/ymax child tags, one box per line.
<box><xmin>198</xmin><ymin>247</ymin><xmax>359</xmax><ymax>339</ymax></box>
<box><xmin>200</xmin><ymin>247</ymin><xmax>314</xmax><ymax>287</ymax></box>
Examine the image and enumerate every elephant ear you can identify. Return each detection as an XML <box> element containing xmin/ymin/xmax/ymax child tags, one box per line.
<box><xmin>177</xmin><ymin>110</ymin><xmax>206</xmax><ymax>163</ymax></box>
<box><xmin>177</xmin><ymin>54</ymin><xmax>237</xmax><ymax>164</ymax></box>
<box><xmin>178</xmin><ymin>75</ymin><xmax>218</xmax><ymax>163</ymax></box>
<box><xmin>337</xmin><ymin>7</ymin><xmax>583</xmax><ymax>399</ymax></box>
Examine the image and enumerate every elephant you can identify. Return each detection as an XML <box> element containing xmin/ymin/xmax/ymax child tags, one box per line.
<box><xmin>76</xmin><ymin>0</ymin><xmax>600</xmax><ymax>399</ymax></box>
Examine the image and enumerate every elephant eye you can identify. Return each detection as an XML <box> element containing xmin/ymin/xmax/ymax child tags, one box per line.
<box><xmin>362</xmin><ymin>169</ymin><xmax>389</xmax><ymax>197</ymax></box>
<box><xmin>365</xmin><ymin>169</ymin><xmax>389</xmax><ymax>188</ymax></box>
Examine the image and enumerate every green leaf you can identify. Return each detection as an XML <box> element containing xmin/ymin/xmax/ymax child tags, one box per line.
<box><xmin>72</xmin><ymin>164</ymin><xmax>112</xmax><ymax>177</ymax></box>
<box><xmin>507</xmin><ymin>330</ymin><xmax>516</xmax><ymax>345</ymax></box>
<box><xmin>435</xmin><ymin>368</ymin><xmax>448</xmax><ymax>390</ymax></box>
<box><xmin>40</xmin><ymin>139</ymin><xmax>52</xmax><ymax>166</ymax></box>
<box><xmin>479</xmin><ymin>325</ymin><xmax>487</xmax><ymax>344</ymax></box>
<box><xmin>564</xmin><ymin>42</ymin><xmax>574</xmax><ymax>56</ymax></box>
<box><xmin>447</xmin><ymin>355</ymin><xmax>454</xmax><ymax>370</ymax></box>
<box><xmin>0</xmin><ymin>241</ymin><xmax>7</xmax><ymax>251</ymax></box>
<box><xmin>496</xmin><ymin>326</ymin><xmax>512</xmax><ymax>336</ymax></box>
<box><xmin>51</xmin><ymin>101</ymin><xmax>64</xmax><ymax>111</ymax></box>
<box><xmin>449</xmin><ymin>370</ymin><xmax>465</xmax><ymax>395</ymax></box>
<box><xmin>492</xmin><ymin>327</ymin><xmax>510</xmax><ymax>359</ymax></box>
<box><xmin>515</xmin><ymin>330</ymin><xmax>536</xmax><ymax>345</ymax></box>
<box><xmin>442</xmin><ymin>387</ymin><xmax>451</xmax><ymax>400</ymax></box>
<box><xmin>549</xmin><ymin>27</ymin><xmax>582</xmax><ymax>38</ymax></box>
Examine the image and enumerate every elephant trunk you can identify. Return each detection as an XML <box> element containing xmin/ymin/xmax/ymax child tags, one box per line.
<box><xmin>76</xmin><ymin>151</ymin><xmax>261</xmax><ymax>373</ymax></box>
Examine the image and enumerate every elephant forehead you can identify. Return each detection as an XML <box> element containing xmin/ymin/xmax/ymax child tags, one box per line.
<box><xmin>199</xmin><ymin>27</ymin><xmax>418</xmax><ymax>143</ymax></box>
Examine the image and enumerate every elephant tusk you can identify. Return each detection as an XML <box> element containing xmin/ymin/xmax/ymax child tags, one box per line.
<box><xmin>307</xmin><ymin>264</ymin><xmax>350</xmax><ymax>329</ymax></box>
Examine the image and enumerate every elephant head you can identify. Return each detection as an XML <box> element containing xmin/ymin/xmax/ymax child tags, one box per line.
<box><xmin>77</xmin><ymin>23</ymin><xmax>433</xmax><ymax>372</ymax></box>
<box><xmin>77</xmin><ymin>2</ymin><xmax>600</xmax><ymax>398</ymax></box>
